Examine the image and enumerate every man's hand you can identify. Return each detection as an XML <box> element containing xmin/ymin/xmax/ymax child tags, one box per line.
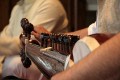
<box><xmin>31</xmin><ymin>26</ymin><xmax>50</xmax><ymax>39</ymax></box>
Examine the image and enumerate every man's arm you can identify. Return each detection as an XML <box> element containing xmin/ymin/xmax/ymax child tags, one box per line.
<box><xmin>32</xmin><ymin>22</ymin><xmax>97</xmax><ymax>39</ymax></box>
<box><xmin>32</xmin><ymin>27</ymin><xmax>88</xmax><ymax>39</ymax></box>
<box><xmin>65</xmin><ymin>28</ymin><xmax>88</xmax><ymax>38</ymax></box>
<box><xmin>51</xmin><ymin>33</ymin><xmax>120</xmax><ymax>80</ymax></box>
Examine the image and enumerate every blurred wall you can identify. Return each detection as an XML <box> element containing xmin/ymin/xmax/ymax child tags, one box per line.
<box><xmin>60</xmin><ymin>0</ymin><xmax>87</xmax><ymax>31</ymax></box>
<box><xmin>60</xmin><ymin>0</ymin><xmax>97</xmax><ymax>31</ymax></box>
<box><xmin>0</xmin><ymin>0</ymin><xmax>19</xmax><ymax>31</ymax></box>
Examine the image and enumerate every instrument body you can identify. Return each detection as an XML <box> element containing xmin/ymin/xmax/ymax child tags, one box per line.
<box><xmin>23</xmin><ymin>34</ymin><xmax>78</xmax><ymax>79</ymax></box>
<box><xmin>26</xmin><ymin>43</ymin><xmax>69</xmax><ymax>79</ymax></box>
<box><xmin>20</xmin><ymin>18</ymin><xmax>79</xmax><ymax>79</ymax></box>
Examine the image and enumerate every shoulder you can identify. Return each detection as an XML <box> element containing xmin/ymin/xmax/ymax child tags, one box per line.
<box><xmin>35</xmin><ymin>0</ymin><xmax>64</xmax><ymax>11</ymax></box>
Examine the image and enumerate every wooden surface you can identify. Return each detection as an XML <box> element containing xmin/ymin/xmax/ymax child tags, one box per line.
<box><xmin>0</xmin><ymin>0</ymin><xmax>18</xmax><ymax>31</ymax></box>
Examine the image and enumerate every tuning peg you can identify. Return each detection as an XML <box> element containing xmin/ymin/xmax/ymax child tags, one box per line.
<box><xmin>21</xmin><ymin>18</ymin><xmax>29</xmax><ymax>29</ymax></box>
<box><xmin>21</xmin><ymin>18</ymin><xmax>34</xmax><ymax>38</ymax></box>
<box><xmin>20</xmin><ymin>49</ymin><xmax>31</xmax><ymax>68</ymax></box>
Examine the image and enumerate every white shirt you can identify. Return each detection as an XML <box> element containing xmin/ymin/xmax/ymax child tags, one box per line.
<box><xmin>0</xmin><ymin>0</ymin><xmax>68</xmax><ymax>55</ymax></box>
<box><xmin>88</xmin><ymin>0</ymin><xmax>120</xmax><ymax>35</ymax></box>
<box><xmin>74</xmin><ymin>0</ymin><xmax>120</xmax><ymax>63</ymax></box>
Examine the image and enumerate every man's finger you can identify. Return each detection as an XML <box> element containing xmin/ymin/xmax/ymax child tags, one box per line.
<box><xmin>31</xmin><ymin>31</ymin><xmax>39</xmax><ymax>38</ymax></box>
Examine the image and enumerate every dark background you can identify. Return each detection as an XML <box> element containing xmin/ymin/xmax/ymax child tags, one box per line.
<box><xmin>0</xmin><ymin>0</ymin><xmax>96</xmax><ymax>32</ymax></box>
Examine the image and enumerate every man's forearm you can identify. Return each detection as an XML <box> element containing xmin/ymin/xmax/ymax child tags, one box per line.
<box><xmin>51</xmin><ymin>33</ymin><xmax>120</xmax><ymax>80</ymax></box>
<box><xmin>65</xmin><ymin>28</ymin><xmax>88</xmax><ymax>38</ymax></box>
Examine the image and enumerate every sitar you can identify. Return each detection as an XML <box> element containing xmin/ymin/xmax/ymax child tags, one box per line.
<box><xmin>20</xmin><ymin>18</ymin><xmax>79</xmax><ymax>79</ymax></box>
<box><xmin>20</xmin><ymin>18</ymin><xmax>115</xmax><ymax>79</ymax></box>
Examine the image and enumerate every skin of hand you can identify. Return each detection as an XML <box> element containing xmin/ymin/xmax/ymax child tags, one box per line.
<box><xmin>31</xmin><ymin>26</ymin><xmax>50</xmax><ymax>39</ymax></box>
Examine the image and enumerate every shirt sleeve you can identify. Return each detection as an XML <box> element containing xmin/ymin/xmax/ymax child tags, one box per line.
<box><xmin>0</xmin><ymin>5</ymin><xmax>21</xmax><ymax>55</ymax></box>
<box><xmin>0</xmin><ymin>36</ymin><xmax>20</xmax><ymax>56</ymax></box>
<box><xmin>88</xmin><ymin>22</ymin><xmax>98</xmax><ymax>35</ymax></box>
<box><xmin>29</xmin><ymin>0</ymin><xmax>68</xmax><ymax>33</ymax></box>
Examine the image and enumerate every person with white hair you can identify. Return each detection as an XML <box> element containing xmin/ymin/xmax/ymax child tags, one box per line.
<box><xmin>0</xmin><ymin>0</ymin><xmax>68</xmax><ymax>80</ymax></box>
